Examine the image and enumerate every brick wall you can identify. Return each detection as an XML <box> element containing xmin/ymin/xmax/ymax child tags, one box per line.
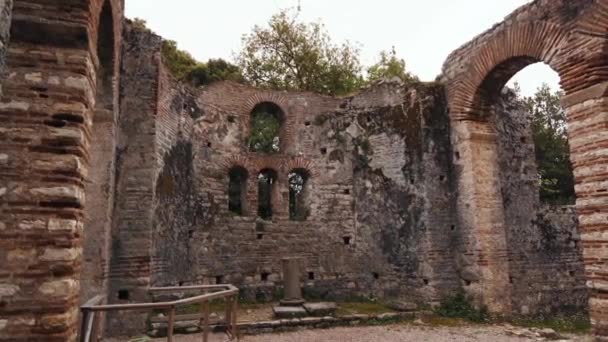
<box><xmin>0</xmin><ymin>0</ymin><xmax>123</xmax><ymax>341</ymax></box>
<box><xmin>493</xmin><ymin>91</ymin><xmax>588</xmax><ymax>315</ymax></box>
<box><xmin>105</xmin><ymin>22</ymin><xmax>158</xmax><ymax>335</ymax></box>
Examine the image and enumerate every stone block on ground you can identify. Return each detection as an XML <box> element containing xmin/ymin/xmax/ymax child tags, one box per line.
<box><xmin>303</xmin><ymin>302</ymin><xmax>337</xmax><ymax>316</ymax></box>
<box><xmin>273</xmin><ymin>305</ymin><xmax>308</xmax><ymax>319</ymax></box>
<box><xmin>387</xmin><ymin>300</ymin><xmax>418</xmax><ymax>312</ymax></box>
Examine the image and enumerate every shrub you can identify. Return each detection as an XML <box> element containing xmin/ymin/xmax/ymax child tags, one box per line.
<box><xmin>435</xmin><ymin>292</ymin><xmax>488</xmax><ymax>323</ymax></box>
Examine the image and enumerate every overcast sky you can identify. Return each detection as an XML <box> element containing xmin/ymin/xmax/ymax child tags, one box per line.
<box><xmin>125</xmin><ymin>0</ymin><xmax>560</xmax><ymax>96</ymax></box>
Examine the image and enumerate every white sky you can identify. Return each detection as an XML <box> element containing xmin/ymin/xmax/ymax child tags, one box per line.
<box><xmin>125</xmin><ymin>0</ymin><xmax>561</xmax><ymax>96</ymax></box>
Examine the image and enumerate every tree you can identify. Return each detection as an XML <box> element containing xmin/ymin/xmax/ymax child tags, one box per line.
<box><xmin>237</xmin><ymin>9</ymin><xmax>364</xmax><ymax>96</ymax></box>
<box><xmin>367</xmin><ymin>47</ymin><xmax>418</xmax><ymax>84</ymax></box>
<box><xmin>523</xmin><ymin>83</ymin><xmax>575</xmax><ymax>204</ymax></box>
<box><xmin>248</xmin><ymin>111</ymin><xmax>281</xmax><ymax>153</ymax></box>
<box><xmin>131</xmin><ymin>17</ymin><xmax>150</xmax><ymax>32</ymax></box>
<box><xmin>185</xmin><ymin>59</ymin><xmax>244</xmax><ymax>87</ymax></box>
<box><xmin>161</xmin><ymin>40</ymin><xmax>198</xmax><ymax>80</ymax></box>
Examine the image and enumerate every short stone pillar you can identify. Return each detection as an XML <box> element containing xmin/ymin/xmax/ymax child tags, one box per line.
<box><xmin>280</xmin><ymin>258</ymin><xmax>304</xmax><ymax>306</ymax></box>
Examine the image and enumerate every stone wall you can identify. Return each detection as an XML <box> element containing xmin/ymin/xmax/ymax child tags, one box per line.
<box><xmin>105</xmin><ymin>22</ymin><xmax>160</xmax><ymax>335</ymax></box>
<box><xmin>110</xmin><ymin>26</ymin><xmax>589</xmax><ymax>323</ymax></box>
<box><xmin>493</xmin><ymin>91</ymin><xmax>587</xmax><ymax>315</ymax></box>
<box><xmin>139</xmin><ymin>74</ymin><xmax>463</xmax><ymax>304</ymax></box>
<box><xmin>0</xmin><ymin>0</ymin><xmax>123</xmax><ymax>341</ymax></box>
<box><xmin>441</xmin><ymin>2</ymin><xmax>607</xmax><ymax>336</ymax></box>
<box><xmin>0</xmin><ymin>0</ymin><xmax>606</xmax><ymax>340</ymax></box>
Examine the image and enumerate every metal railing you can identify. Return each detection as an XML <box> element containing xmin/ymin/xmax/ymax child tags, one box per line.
<box><xmin>80</xmin><ymin>284</ymin><xmax>239</xmax><ymax>342</ymax></box>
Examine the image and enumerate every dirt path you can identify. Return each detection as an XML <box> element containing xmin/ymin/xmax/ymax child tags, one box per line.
<box><xmin>133</xmin><ymin>324</ymin><xmax>591</xmax><ymax>342</ymax></box>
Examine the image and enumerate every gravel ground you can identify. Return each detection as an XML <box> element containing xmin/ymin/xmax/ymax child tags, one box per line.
<box><xmin>128</xmin><ymin>324</ymin><xmax>591</xmax><ymax>342</ymax></box>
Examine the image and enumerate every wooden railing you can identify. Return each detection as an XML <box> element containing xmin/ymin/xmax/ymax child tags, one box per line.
<box><xmin>79</xmin><ymin>284</ymin><xmax>239</xmax><ymax>342</ymax></box>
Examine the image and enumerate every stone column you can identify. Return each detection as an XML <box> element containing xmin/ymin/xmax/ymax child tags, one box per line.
<box><xmin>450</xmin><ymin>119</ymin><xmax>512</xmax><ymax>314</ymax></box>
<box><xmin>280</xmin><ymin>258</ymin><xmax>304</xmax><ymax>306</ymax></box>
<box><xmin>0</xmin><ymin>3</ymin><xmax>95</xmax><ymax>341</ymax></box>
<box><xmin>562</xmin><ymin>82</ymin><xmax>608</xmax><ymax>339</ymax></box>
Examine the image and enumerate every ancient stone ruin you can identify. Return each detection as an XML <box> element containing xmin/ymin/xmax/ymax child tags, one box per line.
<box><xmin>0</xmin><ymin>0</ymin><xmax>608</xmax><ymax>341</ymax></box>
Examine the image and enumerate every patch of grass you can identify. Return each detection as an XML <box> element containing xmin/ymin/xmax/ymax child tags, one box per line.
<box><xmin>425</xmin><ymin>315</ymin><xmax>471</xmax><ymax>327</ymax></box>
<box><xmin>336</xmin><ymin>301</ymin><xmax>396</xmax><ymax>316</ymax></box>
<box><xmin>434</xmin><ymin>292</ymin><xmax>488</xmax><ymax>323</ymax></box>
<box><xmin>128</xmin><ymin>337</ymin><xmax>151</xmax><ymax>342</ymax></box>
<box><xmin>509</xmin><ymin>314</ymin><xmax>591</xmax><ymax>334</ymax></box>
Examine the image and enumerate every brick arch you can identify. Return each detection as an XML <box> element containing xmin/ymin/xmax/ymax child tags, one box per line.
<box><xmin>249</xmin><ymin>158</ymin><xmax>283</xmax><ymax>177</ymax></box>
<box><xmin>446</xmin><ymin>21</ymin><xmax>571</xmax><ymax>121</ymax></box>
<box><xmin>441</xmin><ymin>1</ymin><xmax>608</xmax><ymax>336</ymax></box>
<box><xmin>282</xmin><ymin>157</ymin><xmax>319</xmax><ymax>178</ymax></box>
<box><xmin>575</xmin><ymin>0</ymin><xmax>608</xmax><ymax>37</ymax></box>
<box><xmin>221</xmin><ymin>155</ymin><xmax>253</xmax><ymax>174</ymax></box>
<box><xmin>89</xmin><ymin>0</ymin><xmax>122</xmax><ymax>113</ymax></box>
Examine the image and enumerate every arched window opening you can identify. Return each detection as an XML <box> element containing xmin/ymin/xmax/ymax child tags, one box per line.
<box><xmin>228</xmin><ymin>166</ymin><xmax>248</xmax><ymax>215</ymax></box>
<box><xmin>249</xmin><ymin>102</ymin><xmax>284</xmax><ymax>154</ymax></box>
<box><xmin>506</xmin><ymin>64</ymin><xmax>574</xmax><ymax>205</ymax></box>
<box><xmin>289</xmin><ymin>169</ymin><xmax>310</xmax><ymax>221</ymax></box>
<box><xmin>258</xmin><ymin>169</ymin><xmax>277</xmax><ymax>220</ymax></box>
<box><xmin>96</xmin><ymin>0</ymin><xmax>115</xmax><ymax>111</ymax></box>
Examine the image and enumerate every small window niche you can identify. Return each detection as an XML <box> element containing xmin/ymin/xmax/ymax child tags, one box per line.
<box><xmin>228</xmin><ymin>166</ymin><xmax>248</xmax><ymax>215</ymax></box>
<box><xmin>258</xmin><ymin>169</ymin><xmax>278</xmax><ymax>220</ymax></box>
<box><xmin>289</xmin><ymin>169</ymin><xmax>310</xmax><ymax>221</ymax></box>
<box><xmin>118</xmin><ymin>289</ymin><xmax>130</xmax><ymax>300</ymax></box>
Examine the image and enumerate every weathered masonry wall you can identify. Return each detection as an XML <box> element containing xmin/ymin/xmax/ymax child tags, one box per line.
<box><xmin>0</xmin><ymin>0</ymin><xmax>123</xmax><ymax>341</ymax></box>
<box><xmin>149</xmin><ymin>78</ymin><xmax>464</xmax><ymax>303</ymax></box>
<box><xmin>100</xmin><ymin>27</ymin><xmax>590</xmax><ymax>332</ymax></box>
<box><xmin>123</xmin><ymin>23</ymin><xmax>586</xmax><ymax>316</ymax></box>
<box><xmin>493</xmin><ymin>91</ymin><xmax>587</xmax><ymax>315</ymax></box>
<box><xmin>0</xmin><ymin>0</ymin><xmax>605</xmax><ymax>340</ymax></box>
<box><xmin>442</xmin><ymin>0</ymin><xmax>607</xmax><ymax>337</ymax></box>
<box><xmin>105</xmin><ymin>22</ymin><xmax>160</xmax><ymax>335</ymax></box>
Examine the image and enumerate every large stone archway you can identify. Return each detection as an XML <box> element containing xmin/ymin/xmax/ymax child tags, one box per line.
<box><xmin>0</xmin><ymin>0</ymin><xmax>122</xmax><ymax>341</ymax></box>
<box><xmin>442</xmin><ymin>0</ymin><xmax>608</xmax><ymax>337</ymax></box>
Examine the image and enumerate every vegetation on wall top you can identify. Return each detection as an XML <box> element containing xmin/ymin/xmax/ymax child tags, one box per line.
<box><xmin>131</xmin><ymin>10</ymin><xmax>417</xmax><ymax>94</ymax></box>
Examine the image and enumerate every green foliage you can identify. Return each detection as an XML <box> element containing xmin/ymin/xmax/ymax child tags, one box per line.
<box><xmin>161</xmin><ymin>40</ymin><xmax>244</xmax><ymax>86</ymax></box>
<box><xmin>249</xmin><ymin>111</ymin><xmax>281</xmax><ymax>153</ymax></box>
<box><xmin>185</xmin><ymin>59</ymin><xmax>245</xmax><ymax>87</ymax></box>
<box><xmin>435</xmin><ymin>292</ymin><xmax>488</xmax><ymax>323</ymax></box>
<box><xmin>161</xmin><ymin>40</ymin><xmax>198</xmax><ymax>80</ymax></box>
<box><xmin>237</xmin><ymin>9</ymin><xmax>365</xmax><ymax>96</ymax></box>
<box><xmin>521</xmin><ymin>83</ymin><xmax>575</xmax><ymax>205</ymax></box>
<box><xmin>140</xmin><ymin>9</ymin><xmax>421</xmax><ymax>94</ymax></box>
<box><xmin>367</xmin><ymin>47</ymin><xmax>418</xmax><ymax>84</ymax></box>
<box><xmin>510</xmin><ymin>314</ymin><xmax>590</xmax><ymax>334</ymax></box>
<box><xmin>131</xmin><ymin>17</ymin><xmax>150</xmax><ymax>32</ymax></box>
<box><xmin>336</xmin><ymin>301</ymin><xmax>395</xmax><ymax>316</ymax></box>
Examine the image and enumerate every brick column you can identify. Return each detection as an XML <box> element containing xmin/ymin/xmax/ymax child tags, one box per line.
<box><xmin>0</xmin><ymin>4</ymin><xmax>95</xmax><ymax>341</ymax></box>
<box><xmin>562</xmin><ymin>82</ymin><xmax>608</xmax><ymax>339</ymax></box>
<box><xmin>451</xmin><ymin>119</ymin><xmax>512</xmax><ymax>314</ymax></box>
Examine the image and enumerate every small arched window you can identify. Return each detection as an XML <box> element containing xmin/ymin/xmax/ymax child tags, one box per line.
<box><xmin>289</xmin><ymin>169</ymin><xmax>310</xmax><ymax>221</ymax></box>
<box><xmin>258</xmin><ymin>169</ymin><xmax>277</xmax><ymax>220</ymax></box>
<box><xmin>96</xmin><ymin>0</ymin><xmax>115</xmax><ymax>111</ymax></box>
<box><xmin>228</xmin><ymin>166</ymin><xmax>248</xmax><ymax>215</ymax></box>
<box><xmin>249</xmin><ymin>102</ymin><xmax>284</xmax><ymax>154</ymax></box>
